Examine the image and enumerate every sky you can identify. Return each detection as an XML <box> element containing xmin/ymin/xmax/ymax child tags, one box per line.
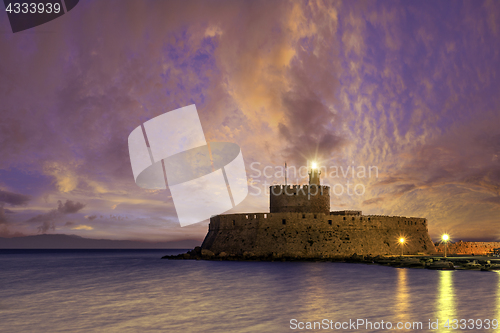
<box><xmin>0</xmin><ymin>0</ymin><xmax>499</xmax><ymax>243</ymax></box>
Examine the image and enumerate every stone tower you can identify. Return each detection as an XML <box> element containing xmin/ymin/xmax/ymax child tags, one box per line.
<box><xmin>308</xmin><ymin>167</ymin><xmax>321</xmax><ymax>185</ymax></box>
<box><xmin>269</xmin><ymin>165</ymin><xmax>330</xmax><ymax>214</ymax></box>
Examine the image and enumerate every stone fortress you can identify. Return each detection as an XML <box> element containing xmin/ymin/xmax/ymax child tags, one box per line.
<box><xmin>201</xmin><ymin>166</ymin><xmax>436</xmax><ymax>258</ymax></box>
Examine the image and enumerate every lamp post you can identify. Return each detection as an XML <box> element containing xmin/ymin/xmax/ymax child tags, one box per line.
<box><xmin>442</xmin><ymin>234</ymin><xmax>449</xmax><ymax>258</ymax></box>
<box><xmin>399</xmin><ymin>237</ymin><xmax>405</xmax><ymax>257</ymax></box>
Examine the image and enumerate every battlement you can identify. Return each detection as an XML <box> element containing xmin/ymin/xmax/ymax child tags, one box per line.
<box><xmin>269</xmin><ymin>184</ymin><xmax>330</xmax><ymax>214</ymax></box>
<box><xmin>270</xmin><ymin>184</ymin><xmax>330</xmax><ymax>196</ymax></box>
<box><xmin>330</xmin><ymin>210</ymin><xmax>362</xmax><ymax>216</ymax></box>
<box><xmin>209</xmin><ymin>212</ymin><xmax>427</xmax><ymax>230</ymax></box>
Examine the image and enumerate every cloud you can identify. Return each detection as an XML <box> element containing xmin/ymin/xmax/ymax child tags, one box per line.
<box><xmin>0</xmin><ymin>1</ymin><xmax>499</xmax><ymax>241</ymax></box>
<box><xmin>37</xmin><ymin>220</ymin><xmax>56</xmax><ymax>234</ymax></box>
<box><xmin>279</xmin><ymin>90</ymin><xmax>346</xmax><ymax>165</ymax></box>
<box><xmin>392</xmin><ymin>184</ymin><xmax>417</xmax><ymax>197</ymax></box>
<box><xmin>0</xmin><ymin>207</ymin><xmax>7</xmax><ymax>224</ymax></box>
<box><xmin>57</xmin><ymin>200</ymin><xmax>86</xmax><ymax>214</ymax></box>
<box><xmin>0</xmin><ymin>190</ymin><xmax>31</xmax><ymax>206</ymax></box>
<box><xmin>26</xmin><ymin>200</ymin><xmax>86</xmax><ymax>234</ymax></box>
<box><xmin>0</xmin><ymin>1</ymin><xmax>344</xmax><ymax>234</ymax></box>
<box><xmin>0</xmin><ymin>225</ymin><xmax>25</xmax><ymax>238</ymax></box>
<box><xmin>85</xmin><ymin>215</ymin><xmax>97</xmax><ymax>221</ymax></box>
<box><xmin>362</xmin><ymin>197</ymin><xmax>385</xmax><ymax>206</ymax></box>
<box><xmin>484</xmin><ymin>196</ymin><xmax>500</xmax><ymax>206</ymax></box>
<box><xmin>0</xmin><ymin>204</ymin><xmax>17</xmax><ymax>225</ymax></box>
<box><xmin>0</xmin><ymin>204</ymin><xmax>24</xmax><ymax>237</ymax></box>
<box><xmin>43</xmin><ymin>162</ymin><xmax>79</xmax><ymax>193</ymax></box>
<box><xmin>72</xmin><ymin>225</ymin><xmax>94</xmax><ymax>231</ymax></box>
<box><xmin>27</xmin><ymin>209</ymin><xmax>59</xmax><ymax>233</ymax></box>
<box><xmin>26</xmin><ymin>210</ymin><xmax>59</xmax><ymax>224</ymax></box>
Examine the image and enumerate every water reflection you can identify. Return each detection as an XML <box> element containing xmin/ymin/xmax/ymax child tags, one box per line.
<box><xmin>436</xmin><ymin>271</ymin><xmax>456</xmax><ymax>332</ymax></box>
<box><xmin>396</xmin><ymin>269</ymin><xmax>409</xmax><ymax>323</ymax></box>
<box><xmin>301</xmin><ymin>264</ymin><xmax>330</xmax><ymax>314</ymax></box>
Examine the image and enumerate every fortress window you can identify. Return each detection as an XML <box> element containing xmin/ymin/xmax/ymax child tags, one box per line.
<box><xmin>232</xmin><ymin>220</ymin><xmax>235</xmax><ymax>226</ymax></box>
<box><xmin>264</xmin><ymin>214</ymin><xmax>267</xmax><ymax>218</ymax></box>
<box><xmin>254</xmin><ymin>215</ymin><xmax>257</xmax><ymax>219</ymax></box>
<box><xmin>314</xmin><ymin>214</ymin><xmax>317</xmax><ymax>219</ymax></box>
<box><xmin>343</xmin><ymin>217</ymin><xmax>346</xmax><ymax>220</ymax></box>
<box><xmin>302</xmin><ymin>214</ymin><xmax>305</xmax><ymax>219</ymax></box>
<box><xmin>368</xmin><ymin>217</ymin><xmax>371</xmax><ymax>221</ymax></box>
<box><xmin>328</xmin><ymin>220</ymin><xmax>332</xmax><ymax>225</ymax></box>
<box><xmin>246</xmin><ymin>215</ymin><xmax>248</xmax><ymax>219</ymax></box>
<box><xmin>282</xmin><ymin>219</ymin><xmax>286</xmax><ymax>225</ymax></box>
<box><xmin>352</xmin><ymin>217</ymin><xmax>355</xmax><ymax>221</ymax></box>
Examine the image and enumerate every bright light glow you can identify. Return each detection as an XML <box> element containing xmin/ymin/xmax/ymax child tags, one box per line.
<box><xmin>311</xmin><ymin>162</ymin><xmax>318</xmax><ymax>169</ymax></box>
<box><xmin>442</xmin><ymin>234</ymin><xmax>449</xmax><ymax>242</ymax></box>
<box><xmin>399</xmin><ymin>237</ymin><xmax>405</xmax><ymax>244</ymax></box>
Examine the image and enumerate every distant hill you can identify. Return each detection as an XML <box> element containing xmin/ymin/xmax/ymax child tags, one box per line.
<box><xmin>0</xmin><ymin>234</ymin><xmax>202</xmax><ymax>249</ymax></box>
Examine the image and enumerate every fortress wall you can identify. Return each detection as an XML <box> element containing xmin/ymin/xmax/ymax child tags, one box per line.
<box><xmin>269</xmin><ymin>185</ymin><xmax>330</xmax><ymax>214</ymax></box>
<box><xmin>435</xmin><ymin>241</ymin><xmax>500</xmax><ymax>255</ymax></box>
<box><xmin>330</xmin><ymin>210</ymin><xmax>362</xmax><ymax>216</ymax></box>
<box><xmin>202</xmin><ymin>213</ymin><xmax>436</xmax><ymax>257</ymax></box>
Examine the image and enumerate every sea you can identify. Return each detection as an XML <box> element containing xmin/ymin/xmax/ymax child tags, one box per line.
<box><xmin>0</xmin><ymin>250</ymin><xmax>499</xmax><ymax>333</ymax></box>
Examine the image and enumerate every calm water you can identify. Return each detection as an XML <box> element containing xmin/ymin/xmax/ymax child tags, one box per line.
<box><xmin>0</xmin><ymin>250</ymin><xmax>499</xmax><ymax>332</ymax></box>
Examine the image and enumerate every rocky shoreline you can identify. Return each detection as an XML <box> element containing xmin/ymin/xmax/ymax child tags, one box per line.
<box><xmin>162</xmin><ymin>247</ymin><xmax>500</xmax><ymax>271</ymax></box>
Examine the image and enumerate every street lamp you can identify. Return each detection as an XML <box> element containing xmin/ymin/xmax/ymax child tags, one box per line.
<box><xmin>442</xmin><ymin>234</ymin><xmax>449</xmax><ymax>258</ymax></box>
<box><xmin>399</xmin><ymin>237</ymin><xmax>405</xmax><ymax>257</ymax></box>
<box><xmin>311</xmin><ymin>161</ymin><xmax>318</xmax><ymax>169</ymax></box>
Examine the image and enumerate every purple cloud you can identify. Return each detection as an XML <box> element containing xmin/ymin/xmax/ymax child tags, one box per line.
<box><xmin>26</xmin><ymin>200</ymin><xmax>86</xmax><ymax>234</ymax></box>
<box><xmin>0</xmin><ymin>1</ymin><xmax>499</xmax><ymax>241</ymax></box>
<box><xmin>0</xmin><ymin>190</ymin><xmax>31</xmax><ymax>206</ymax></box>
